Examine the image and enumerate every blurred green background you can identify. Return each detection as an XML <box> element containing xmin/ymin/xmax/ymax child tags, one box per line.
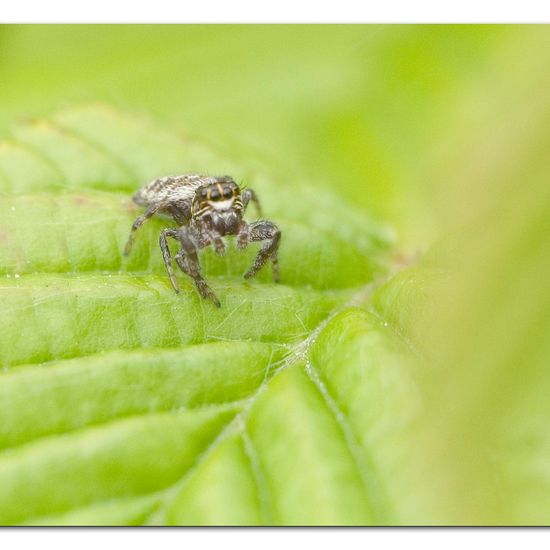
<box><xmin>0</xmin><ymin>24</ymin><xmax>538</xmax><ymax>244</ymax></box>
<box><xmin>1</xmin><ymin>24</ymin><xmax>550</xmax><ymax>524</ymax></box>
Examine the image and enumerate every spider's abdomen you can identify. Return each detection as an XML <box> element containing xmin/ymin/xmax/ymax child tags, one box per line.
<box><xmin>133</xmin><ymin>174</ymin><xmax>215</xmax><ymax>208</ymax></box>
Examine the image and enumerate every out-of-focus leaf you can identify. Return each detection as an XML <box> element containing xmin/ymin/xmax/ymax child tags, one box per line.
<box><xmin>363</xmin><ymin>28</ymin><xmax>550</xmax><ymax>524</ymax></box>
<box><xmin>0</xmin><ymin>25</ymin><xmax>518</xmax><ymax>236</ymax></box>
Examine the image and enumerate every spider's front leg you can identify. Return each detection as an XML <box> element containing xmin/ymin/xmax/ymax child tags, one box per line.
<box><xmin>173</xmin><ymin>228</ymin><xmax>221</xmax><ymax>307</ymax></box>
<box><xmin>242</xmin><ymin>220</ymin><xmax>281</xmax><ymax>282</ymax></box>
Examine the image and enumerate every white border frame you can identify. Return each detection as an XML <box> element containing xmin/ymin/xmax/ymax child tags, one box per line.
<box><xmin>1</xmin><ymin>0</ymin><xmax>550</xmax><ymax>23</ymax></box>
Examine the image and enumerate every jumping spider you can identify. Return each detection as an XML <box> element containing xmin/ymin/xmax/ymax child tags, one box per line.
<box><xmin>124</xmin><ymin>174</ymin><xmax>281</xmax><ymax>307</ymax></box>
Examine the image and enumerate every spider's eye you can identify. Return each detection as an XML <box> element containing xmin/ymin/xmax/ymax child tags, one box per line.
<box><xmin>210</xmin><ymin>188</ymin><xmax>220</xmax><ymax>200</ymax></box>
<box><xmin>223</xmin><ymin>186</ymin><xmax>233</xmax><ymax>198</ymax></box>
<box><xmin>200</xmin><ymin>188</ymin><xmax>208</xmax><ymax>199</ymax></box>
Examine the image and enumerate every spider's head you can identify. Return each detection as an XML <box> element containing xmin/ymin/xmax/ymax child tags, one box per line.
<box><xmin>192</xmin><ymin>177</ymin><xmax>243</xmax><ymax>234</ymax></box>
<box><xmin>193</xmin><ymin>178</ymin><xmax>242</xmax><ymax>215</ymax></box>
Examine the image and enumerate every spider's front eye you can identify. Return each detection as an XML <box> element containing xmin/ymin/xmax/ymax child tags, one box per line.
<box><xmin>210</xmin><ymin>188</ymin><xmax>220</xmax><ymax>200</ymax></box>
<box><xmin>223</xmin><ymin>186</ymin><xmax>233</xmax><ymax>198</ymax></box>
<box><xmin>200</xmin><ymin>189</ymin><xmax>208</xmax><ymax>199</ymax></box>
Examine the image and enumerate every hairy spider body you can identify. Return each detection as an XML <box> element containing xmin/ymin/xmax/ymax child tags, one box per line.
<box><xmin>124</xmin><ymin>174</ymin><xmax>281</xmax><ymax>307</ymax></box>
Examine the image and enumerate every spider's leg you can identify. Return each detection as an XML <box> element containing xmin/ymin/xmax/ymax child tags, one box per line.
<box><xmin>159</xmin><ymin>228</ymin><xmax>180</xmax><ymax>293</ymax></box>
<box><xmin>241</xmin><ymin>188</ymin><xmax>263</xmax><ymax>218</ymax></box>
<box><xmin>175</xmin><ymin>228</ymin><xmax>221</xmax><ymax>307</ymax></box>
<box><xmin>243</xmin><ymin>220</ymin><xmax>281</xmax><ymax>282</ymax></box>
<box><xmin>124</xmin><ymin>202</ymin><xmax>166</xmax><ymax>256</ymax></box>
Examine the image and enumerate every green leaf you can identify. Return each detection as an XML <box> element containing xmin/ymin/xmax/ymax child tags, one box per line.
<box><xmin>0</xmin><ymin>105</ymin><xmax>400</xmax><ymax>525</ymax></box>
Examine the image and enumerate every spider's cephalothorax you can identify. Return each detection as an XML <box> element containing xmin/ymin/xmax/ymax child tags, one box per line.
<box><xmin>124</xmin><ymin>174</ymin><xmax>281</xmax><ymax>307</ymax></box>
<box><xmin>191</xmin><ymin>177</ymin><xmax>243</xmax><ymax>236</ymax></box>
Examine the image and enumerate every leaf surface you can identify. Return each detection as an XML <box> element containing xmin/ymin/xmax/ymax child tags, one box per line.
<box><xmin>0</xmin><ymin>105</ymin><xmax>408</xmax><ymax>525</ymax></box>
